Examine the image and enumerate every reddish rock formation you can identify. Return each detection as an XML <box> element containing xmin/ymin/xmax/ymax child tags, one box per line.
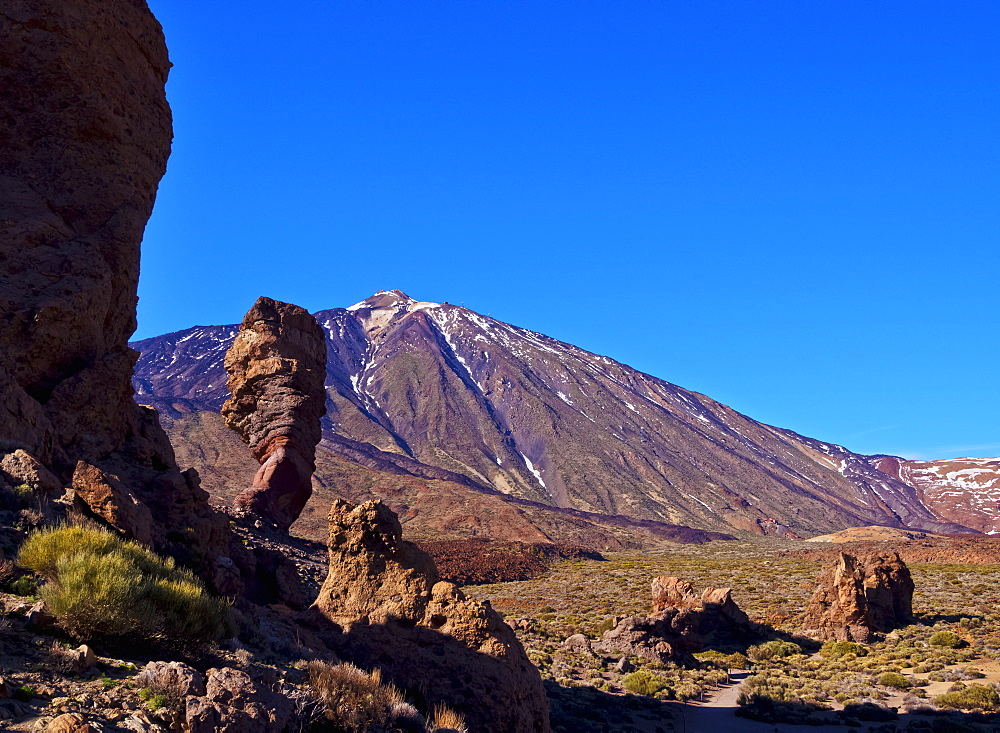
<box><xmin>0</xmin><ymin>0</ymin><xmax>238</xmax><ymax>593</ymax></box>
<box><xmin>309</xmin><ymin>499</ymin><xmax>550</xmax><ymax>733</ymax></box>
<box><xmin>599</xmin><ymin>576</ymin><xmax>760</xmax><ymax>665</ymax></box>
<box><xmin>221</xmin><ymin>297</ymin><xmax>327</xmax><ymax>531</ymax></box>
<box><xmin>802</xmin><ymin>552</ymin><xmax>914</xmax><ymax>643</ymax></box>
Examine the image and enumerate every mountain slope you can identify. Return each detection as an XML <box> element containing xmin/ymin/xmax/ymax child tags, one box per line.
<box><xmin>868</xmin><ymin>455</ymin><xmax>1000</xmax><ymax>534</ymax></box>
<box><xmin>132</xmin><ymin>290</ymin><xmax>972</xmax><ymax>537</ymax></box>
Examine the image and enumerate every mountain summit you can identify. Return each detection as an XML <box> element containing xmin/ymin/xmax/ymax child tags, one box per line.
<box><xmin>132</xmin><ymin>292</ymin><xmax>977</xmax><ymax>539</ymax></box>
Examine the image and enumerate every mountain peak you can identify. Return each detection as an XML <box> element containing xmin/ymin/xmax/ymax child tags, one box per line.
<box><xmin>346</xmin><ymin>290</ymin><xmax>442</xmax><ymax>312</ymax></box>
<box><xmin>346</xmin><ymin>290</ymin><xmax>446</xmax><ymax>316</ymax></box>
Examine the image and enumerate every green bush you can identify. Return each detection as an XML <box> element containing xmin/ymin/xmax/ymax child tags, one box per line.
<box><xmin>819</xmin><ymin>640</ymin><xmax>868</xmax><ymax>659</ymax></box>
<box><xmin>622</xmin><ymin>669</ymin><xmax>665</xmax><ymax>696</ymax></box>
<box><xmin>9</xmin><ymin>575</ymin><xmax>37</xmax><ymax>597</ymax></box>
<box><xmin>934</xmin><ymin>684</ymin><xmax>1000</xmax><ymax>711</ymax></box>
<box><xmin>876</xmin><ymin>672</ymin><xmax>911</xmax><ymax>689</ymax></box>
<box><xmin>928</xmin><ymin>631</ymin><xmax>962</xmax><ymax>648</ymax></box>
<box><xmin>16</xmin><ymin>525</ymin><xmax>229</xmax><ymax>643</ymax></box>
<box><xmin>747</xmin><ymin>640</ymin><xmax>803</xmax><ymax>661</ymax></box>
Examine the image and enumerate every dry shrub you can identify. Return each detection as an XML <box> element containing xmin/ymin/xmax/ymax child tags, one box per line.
<box><xmin>428</xmin><ymin>703</ymin><xmax>467</xmax><ymax>732</ymax></box>
<box><xmin>308</xmin><ymin>661</ymin><xmax>421</xmax><ymax>733</ymax></box>
<box><xmin>17</xmin><ymin>525</ymin><xmax>229</xmax><ymax>643</ymax></box>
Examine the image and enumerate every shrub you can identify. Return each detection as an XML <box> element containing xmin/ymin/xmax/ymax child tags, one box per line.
<box><xmin>747</xmin><ymin>640</ymin><xmax>802</xmax><ymax>661</ymax></box>
<box><xmin>876</xmin><ymin>672</ymin><xmax>911</xmax><ymax>689</ymax></box>
<box><xmin>928</xmin><ymin>631</ymin><xmax>962</xmax><ymax>648</ymax></box>
<box><xmin>9</xmin><ymin>575</ymin><xmax>37</xmax><ymax>597</ymax></box>
<box><xmin>820</xmin><ymin>640</ymin><xmax>868</xmax><ymax>659</ymax></box>
<box><xmin>428</xmin><ymin>702</ymin><xmax>468</xmax><ymax>732</ymax></box>
<box><xmin>17</xmin><ymin>525</ymin><xmax>229</xmax><ymax>643</ymax></box>
<box><xmin>622</xmin><ymin>669</ymin><xmax>665</xmax><ymax>696</ymax></box>
<box><xmin>934</xmin><ymin>684</ymin><xmax>1000</xmax><ymax>711</ymax></box>
<box><xmin>308</xmin><ymin>661</ymin><xmax>419</xmax><ymax>733</ymax></box>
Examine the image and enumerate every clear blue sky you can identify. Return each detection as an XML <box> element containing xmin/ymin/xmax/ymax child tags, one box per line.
<box><xmin>140</xmin><ymin>0</ymin><xmax>999</xmax><ymax>461</ymax></box>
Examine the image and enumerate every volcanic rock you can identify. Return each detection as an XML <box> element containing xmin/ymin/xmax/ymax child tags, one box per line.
<box><xmin>802</xmin><ymin>552</ymin><xmax>914</xmax><ymax>643</ymax></box>
<box><xmin>599</xmin><ymin>576</ymin><xmax>759</xmax><ymax>665</ymax></box>
<box><xmin>0</xmin><ymin>0</ymin><xmax>238</xmax><ymax>593</ymax></box>
<box><xmin>0</xmin><ymin>449</ymin><xmax>61</xmax><ymax>493</ymax></box>
<box><xmin>309</xmin><ymin>498</ymin><xmax>550</xmax><ymax>733</ymax></box>
<box><xmin>185</xmin><ymin>667</ymin><xmax>292</xmax><ymax>733</ymax></box>
<box><xmin>71</xmin><ymin>461</ymin><xmax>154</xmax><ymax>546</ymax></box>
<box><xmin>221</xmin><ymin>297</ymin><xmax>327</xmax><ymax>531</ymax></box>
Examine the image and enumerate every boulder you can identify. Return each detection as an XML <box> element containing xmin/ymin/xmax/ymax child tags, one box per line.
<box><xmin>135</xmin><ymin>661</ymin><xmax>206</xmax><ymax>697</ymax></box>
<box><xmin>310</xmin><ymin>499</ymin><xmax>550</xmax><ymax>733</ymax></box>
<box><xmin>802</xmin><ymin>551</ymin><xmax>914</xmax><ymax>643</ymax></box>
<box><xmin>563</xmin><ymin>633</ymin><xmax>593</xmax><ymax>655</ymax></box>
<box><xmin>66</xmin><ymin>645</ymin><xmax>97</xmax><ymax>675</ymax></box>
<box><xmin>0</xmin><ymin>0</ymin><xmax>239</xmax><ymax>594</ymax></box>
<box><xmin>221</xmin><ymin>297</ymin><xmax>327</xmax><ymax>531</ymax></box>
<box><xmin>0</xmin><ymin>449</ymin><xmax>60</xmax><ymax>492</ymax></box>
<box><xmin>185</xmin><ymin>667</ymin><xmax>292</xmax><ymax>733</ymax></box>
<box><xmin>598</xmin><ymin>612</ymin><xmax>698</xmax><ymax>667</ymax></box>
<box><xmin>71</xmin><ymin>461</ymin><xmax>154</xmax><ymax>546</ymax></box>
<box><xmin>45</xmin><ymin>714</ymin><xmax>97</xmax><ymax>733</ymax></box>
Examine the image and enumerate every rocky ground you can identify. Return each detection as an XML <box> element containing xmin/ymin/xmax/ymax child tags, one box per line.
<box><xmin>4</xmin><ymin>529</ymin><xmax>1000</xmax><ymax>731</ymax></box>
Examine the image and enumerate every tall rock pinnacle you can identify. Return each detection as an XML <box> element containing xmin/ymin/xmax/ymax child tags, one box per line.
<box><xmin>222</xmin><ymin>297</ymin><xmax>327</xmax><ymax>530</ymax></box>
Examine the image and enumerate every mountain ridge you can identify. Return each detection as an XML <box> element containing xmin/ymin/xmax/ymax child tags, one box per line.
<box><xmin>132</xmin><ymin>290</ymin><xmax>983</xmax><ymax>539</ymax></box>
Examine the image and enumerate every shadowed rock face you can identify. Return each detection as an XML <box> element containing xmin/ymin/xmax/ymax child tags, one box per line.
<box><xmin>0</xmin><ymin>0</ymin><xmax>238</xmax><ymax>594</ymax></box>
<box><xmin>0</xmin><ymin>0</ymin><xmax>171</xmax><ymax>470</ymax></box>
<box><xmin>310</xmin><ymin>499</ymin><xmax>550</xmax><ymax>733</ymax></box>
<box><xmin>803</xmin><ymin>552</ymin><xmax>914</xmax><ymax>643</ymax></box>
<box><xmin>221</xmin><ymin>297</ymin><xmax>327</xmax><ymax>531</ymax></box>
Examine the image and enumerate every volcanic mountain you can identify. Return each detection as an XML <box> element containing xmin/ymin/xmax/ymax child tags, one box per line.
<box><xmin>132</xmin><ymin>290</ymin><xmax>974</xmax><ymax>542</ymax></box>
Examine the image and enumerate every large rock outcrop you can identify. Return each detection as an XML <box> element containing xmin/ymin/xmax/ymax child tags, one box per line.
<box><xmin>802</xmin><ymin>551</ymin><xmax>914</xmax><ymax>643</ymax></box>
<box><xmin>599</xmin><ymin>576</ymin><xmax>760</xmax><ymax>665</ymax></box>
<box><xmin>308</xmin><ymin>499</ymin><xmax>550</xmax><ymax>733</ymax></box>
<box><xmin>0</xmin><ymin>0</ymin><xmax>237</xmax><ymax>593</ymax></box>
<box><xmin>221</xmin><ymin>297</ymin><xmax>327</xmax><ymax>531</ymax></box>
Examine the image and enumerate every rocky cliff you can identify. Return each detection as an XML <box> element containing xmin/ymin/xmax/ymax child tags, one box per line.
<box><xmin>0</xmin><ymin>0</ymin><xmax>236</xmax><ymax>593</ymax></box>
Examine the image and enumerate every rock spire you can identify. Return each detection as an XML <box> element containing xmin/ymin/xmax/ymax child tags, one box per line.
<box><xmin>802</xmin><ymin>551</ymin><xmax>914</xmax><ymax>643</ymax></box>
<box><xmin>222</xmin><ymin>297</ymin><xmax>327</xmax><ymax>530</ymax></box>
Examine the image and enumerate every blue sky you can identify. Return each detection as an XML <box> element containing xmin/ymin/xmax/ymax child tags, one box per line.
<box><xmin>140</xmin><ymin>0</ymin><xmax>999</xmax><ymax>460</ymax></box>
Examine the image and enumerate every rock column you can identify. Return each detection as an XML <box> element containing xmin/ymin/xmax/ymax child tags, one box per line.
<box><xmin>222</xmin><ymin>297</ymin><xmax>327</xmax><ymax>531</ymax></box>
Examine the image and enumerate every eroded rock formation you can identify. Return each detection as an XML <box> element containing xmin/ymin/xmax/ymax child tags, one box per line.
<box><xmin>0</xmin><ymin>0</ymin><xmax>238</xmax><ymax>593</ymax></box>
<box><xmin>221</xmin><ymin>297</ymin><xmax>327</xmax><ymax>531</ymax></box>
<box><xmin>308</xmin><ymin>499</ymin><xmax>550</xmax><ymax>733</ymax></box>
<box><xmin>599</xmin><ymin>576</ymin><xmax>760</xmax><ymax>665</ymax></box>
<box><xmin>802</xmin><ymin>551</ymin><xmax>914</xmax><ymax>643</ymax></box>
